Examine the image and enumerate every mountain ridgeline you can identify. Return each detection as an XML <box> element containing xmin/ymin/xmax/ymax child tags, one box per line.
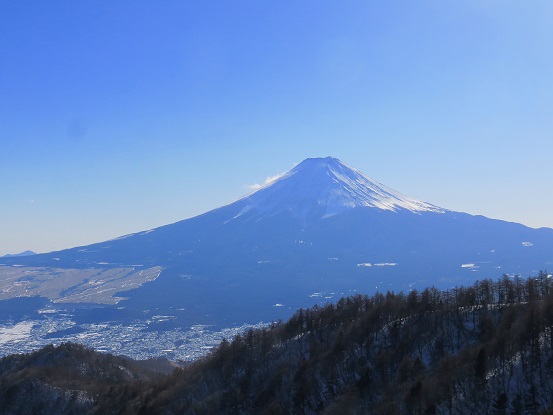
<box><xmin>2</xmin><ymin>274</ymin><xmax>553</xmax><ymax>414</ymax></box>
<box><xmin>2</xmin><ymin>157</ymin><xmax>552</xmax><ymax>328</ymax></box>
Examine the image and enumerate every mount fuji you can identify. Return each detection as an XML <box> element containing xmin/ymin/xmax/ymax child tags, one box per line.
<box><xmin>1</xmin><ymin>157</ymin><xmax>552</xmax><ymax>358</ymax></box>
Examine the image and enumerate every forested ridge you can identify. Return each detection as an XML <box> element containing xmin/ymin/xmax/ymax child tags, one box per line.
<box><xmin>3</xmin><ymin>273</ymin><xmax>553</xmax><ymax>414</ymax></box>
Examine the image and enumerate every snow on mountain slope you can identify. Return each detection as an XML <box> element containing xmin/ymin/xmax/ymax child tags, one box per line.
<box><xmin>230</xmin><ymin>157</ymin><xmax>445</xmax><ymax>221</ymax></box>
<box><xmin>2</xmin><ymin>156</ymin><xmax>553</xmax><ymax>360</ymax></box>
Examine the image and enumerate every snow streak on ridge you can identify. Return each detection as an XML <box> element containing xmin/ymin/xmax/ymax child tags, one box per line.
<box><xmin>230</xmin><ymin>157</ymin><xmax>445</xmax><ymax>221</ymax></box>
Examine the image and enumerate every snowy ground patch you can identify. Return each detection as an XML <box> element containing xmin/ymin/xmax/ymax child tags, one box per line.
<box><xmin>0</xmin><ymin>322</ymin><xmax>34</xmax><ymax>345</ymax></box>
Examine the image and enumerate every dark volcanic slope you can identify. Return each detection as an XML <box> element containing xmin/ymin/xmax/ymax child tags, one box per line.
<box><xmin>1</xmin><ymin>157</ymin><xmax>553</xmax><ymax>326</ymax></box>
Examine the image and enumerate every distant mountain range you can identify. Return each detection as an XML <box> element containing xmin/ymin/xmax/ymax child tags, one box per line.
<box><xmin>1</xmin><ymin>157</ymin><xmax>552</xmax><ymax>358</ymax></box>
<box><xmin>2</xmin><ymin>250</ymin><xmax>36</xmax><ymax>258</ymax></box>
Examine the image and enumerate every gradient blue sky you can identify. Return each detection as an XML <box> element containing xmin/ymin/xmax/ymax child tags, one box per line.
<box><xmin>2</xmin><ymin>1</ymin><xmax>553</xmax><ymax>255</ymax></box>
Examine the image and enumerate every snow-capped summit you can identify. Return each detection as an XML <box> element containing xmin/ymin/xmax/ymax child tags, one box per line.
<box><xmin>2</xmin><ymin>155</ymin><xmax>553</xmax><ymax>358</ymax></box>
<box><xmin>233</xmin><ymin>156</ymin><xmax>445</xmax><ymax>221</ymax></box>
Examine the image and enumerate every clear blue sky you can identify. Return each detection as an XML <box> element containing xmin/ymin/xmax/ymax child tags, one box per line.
<box><xmin>1</xmin><ymin>1</ymin><xmax>552</xmax><ymax>255</ymax></box>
